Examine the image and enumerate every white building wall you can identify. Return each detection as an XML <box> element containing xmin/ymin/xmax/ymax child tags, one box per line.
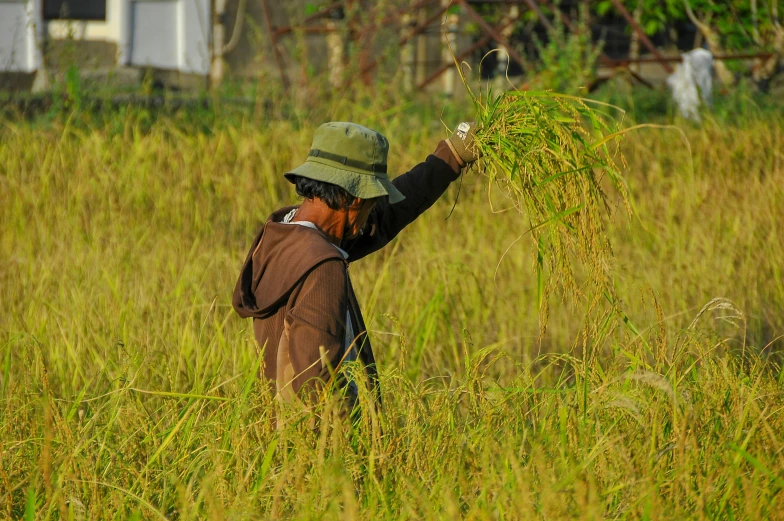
<box><xmin>178</xmin><ymin>0</ymin><xmax>210</xmax><ymax>74</ymax></box>
<box><xmin>0</xmin><ymin>0</ymin><xmax>43</xmax><ymax>73</ymax></box>
<box><xmin>1</xmin><ymin>0</ymin><xmax>210</xmax><ymax>76</ymax></box>
<box><xmin>129</xmin><ymin>1</ymin><xmax>180</xmax><ymax>69</ymax></box>
<box><xmin>129</xmin><ymin>0</ymin><xmax>211</xmax><ymax>75</ymax></box>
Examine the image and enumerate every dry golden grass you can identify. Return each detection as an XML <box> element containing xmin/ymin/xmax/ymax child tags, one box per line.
<box><xmin>1</xmin><ymin>100</ymin><xmax>783</xmax><ymax>519</ymax></box>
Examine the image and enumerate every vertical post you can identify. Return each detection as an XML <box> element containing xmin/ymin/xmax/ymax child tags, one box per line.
<box><xmin>176</xmin><ymin>0</ymin><xmax>186</xmax><ymax>73</ymax></box>
<box><xmin>210</xmin><ymin>0</ymin><xmax>227</xmax><ymax>87</ymax></box>
<box><xmin>28</xmin><ymin>0</ymin><xmax>49</xmax><ymax>91</ymax></box>
<box><xmin>117</xmin><ymin>0</ymin><xmax>131</xmax><ymax>66</ymax></box>
<box><xmin>441</xmin><ymin>0</ymin><xmax>457</xmax><ymax>97</ymax></box>
<box><xmin>326</xmin><ymin>17</ymin><xmax>345</xmax><ymax>88</ymax></box>
<box><xmin>628</xmin><ymin>0</ymin><xmax>642</xmax><ymax>74</ymax></box>
<box><xmin>25</xmin><ymin>0</ymin><xmax>42</xmax><ymax>72</ymax></box>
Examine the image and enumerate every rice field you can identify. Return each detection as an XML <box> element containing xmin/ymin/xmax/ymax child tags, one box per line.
<box><xmin>1</xmin><ymin>95</ymin><xmax>783</xmax><ymax>519</ymax></box>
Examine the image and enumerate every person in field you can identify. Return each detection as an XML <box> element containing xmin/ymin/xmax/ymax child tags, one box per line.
<box><xmin>232</xmin><ymin>121</ymin><xmax>478</xmax><ymax>412</ymax></box>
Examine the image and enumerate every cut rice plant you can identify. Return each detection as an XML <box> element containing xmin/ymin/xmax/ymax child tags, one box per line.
<box><xmin>464</xmin><ymin>83</ymin><xmax>632</xmax><ymax>326</ymax></box>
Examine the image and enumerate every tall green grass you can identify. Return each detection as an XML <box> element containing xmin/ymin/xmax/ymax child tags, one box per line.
<box><xmin>1</xmin><ymin>102</ymin><xmax>783</xmax><ymax>519</ymax></box>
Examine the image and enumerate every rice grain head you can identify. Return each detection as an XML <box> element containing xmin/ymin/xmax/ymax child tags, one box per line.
<box><xmin>462</xmin><ymin>79</ymin><xmax>632</xmax><ymax>327</ymax></box>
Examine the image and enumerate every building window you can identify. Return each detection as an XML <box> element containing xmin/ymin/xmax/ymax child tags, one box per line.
<box><xmin>44</xmin><ymin>0</ymin><xmax>107</xmax><ymax>21</ymax></box>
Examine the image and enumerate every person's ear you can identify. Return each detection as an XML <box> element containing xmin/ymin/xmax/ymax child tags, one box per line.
<box><xmin>348</xmin><ymin>198</ymin><xmax>364</xmax><ymax>210</ymax></box>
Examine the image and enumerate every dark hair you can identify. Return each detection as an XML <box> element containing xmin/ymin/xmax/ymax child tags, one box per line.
<box><xmin>292</xmin><ymin>175</ymin><xmax>356</xmax><ymax>210</ymax></box>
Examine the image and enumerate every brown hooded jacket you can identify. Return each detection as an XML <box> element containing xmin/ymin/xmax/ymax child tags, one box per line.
<box><xmin>232</xmin><ymin>141</ymin><xmax>461</xmax><ymax>403</ymax></box>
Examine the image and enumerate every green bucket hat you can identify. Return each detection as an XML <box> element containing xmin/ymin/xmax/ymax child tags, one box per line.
<box><xmin>284</xmin><ymin>122</ymin><xmax>405</xmax><ymax>204</ymax></box>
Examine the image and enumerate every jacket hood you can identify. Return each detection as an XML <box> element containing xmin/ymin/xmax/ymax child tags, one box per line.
<box><xmin>232</xmin><ymin>207</ymin><xmax>345</xmax><ymax>319</ymax></box>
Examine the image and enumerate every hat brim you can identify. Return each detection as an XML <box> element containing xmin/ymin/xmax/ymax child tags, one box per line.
<box><xmin>284</xmin><ymin>158</ymin><xmax>405</xmax><ymax>204</ymax></box>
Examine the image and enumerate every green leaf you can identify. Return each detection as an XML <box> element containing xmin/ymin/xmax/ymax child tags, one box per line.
<box><xmin>304</xmin><ymin>3</ymin><xmax>318</xmax><ymax>16</ymax></box>
<box><xmin>532</xmin><ymin>205</ymin><xmax>583</xmax><ymax>233</ymax></box>
<box><xmin>539</xmin><ymin>165</ymin><xmax>594</xmax><ymax>186</ymax></box>
<box><xmin>536</xmin><ymin>236</ymin><xmax>545</xmax><ymax>310</ymax></box>
<box><xmin>25</xmin><ymin>487</ymin><xmax>36</xmax><ymax>521</ymax></box>
<box><xmin>729</xmin><ymin>443</ymin><xmax>784</xmax><ymax>489</ymax></box>
<box><xmin>596</xmin><ymin>0</ymin><xmax>613</xmax><ymax>16</ymax></box>
<box><xmin>644</xmin><ymin>19</ymin><xmax>660</xmax><ymax>35</ymax></box>
<box><xmin>253</xmin><ymin>436</ymin><xmax>280</xmax><ymax>492</ymax></box>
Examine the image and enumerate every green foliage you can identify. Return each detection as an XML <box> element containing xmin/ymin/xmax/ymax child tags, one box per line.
<box><xmin>532</xmin><ymin>6</ymin><xmax>604</xmax><ymax>95</ymax></box>
<box><xmin>63</xmin><ymin>65</ymin><xmax>83</xmax><ymax>110</ymax></box>
<box><xmin>304</xmin><ymin>2</ymin><xmax>320</xmax><ymax>16</ymax></box>
<box><xmin>596</xmin><ymin>0</ymin><xmax>784</xmax><ymax>50</ymax></box>
<box><xmin>596</xmin><ymin>0</ymin><xmax>683</xmax><ymax>36</ymax></box>
<box><xmin>685</xmin><ymin>0</ymin><xmax>782</xmax><ymax>50</ymax></box>
<box><xmin>24</xmin><ymin>488</ymin><xmax>36</xmax><ymax>521</ymax></box>
<box><xmin>591</xmin><ymin>81</ymin><xmax>673</xmax><ymax>121</ymax></box>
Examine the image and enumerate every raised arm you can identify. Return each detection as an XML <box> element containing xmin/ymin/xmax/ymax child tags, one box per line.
<box><xmin>343</xmin><ymin>140</ymin><xmax>462</xmax><ymax>261</ymax></box>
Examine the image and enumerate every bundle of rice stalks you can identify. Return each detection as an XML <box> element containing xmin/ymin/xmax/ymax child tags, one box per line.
<box><xmin>465</xmin><ymin>85</ymin><xmax>632</xmax><ymax>326</ymax></box>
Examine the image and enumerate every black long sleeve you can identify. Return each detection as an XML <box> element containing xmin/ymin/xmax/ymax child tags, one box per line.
<box><xmin>343</xmin><ymin>141</ymin><xmax>461</xmax><ymax>262</ymax></box>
